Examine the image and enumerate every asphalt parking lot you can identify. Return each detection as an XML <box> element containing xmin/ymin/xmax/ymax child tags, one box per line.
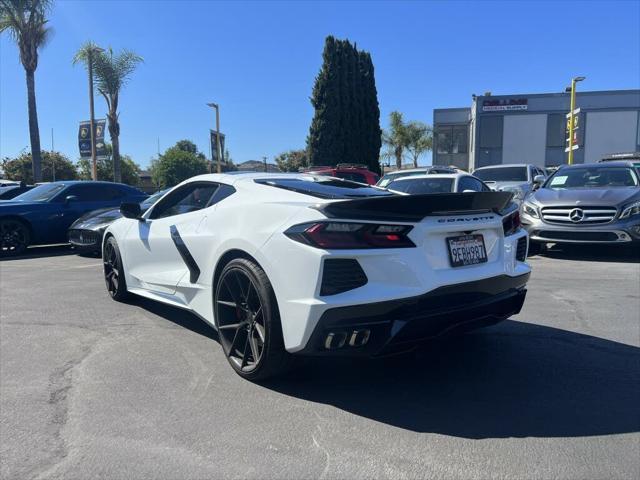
<box><xmin>1</xmin><ymin>245</ymin><xmax>639</xmax><ymax>479</ymax></box>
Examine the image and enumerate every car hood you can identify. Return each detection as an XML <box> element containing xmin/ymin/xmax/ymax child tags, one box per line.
<box><xmin>531</xmin><ymin>187</ymin><xmax>640</xmax><ymax>207</ymax></box>
<box><xmin>70</xmin><ymin>207</ymin><xmax>122</xmax><ymax>229</ymax></box>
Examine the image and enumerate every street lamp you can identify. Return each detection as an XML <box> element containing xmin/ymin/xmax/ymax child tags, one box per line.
<box><xmin>567</xmin><ymin>76</ymin><xmax>586</xmax><ymax>165</ymax></box>
<box><xmin>206</xmin><ymin>102</ymin><xmax>222</xmax><ymax>174</ymax></box>
<box><xmin>84</xmin><ymin>46</ymin><xmax>105</xmax><ymax>181</ymax></box>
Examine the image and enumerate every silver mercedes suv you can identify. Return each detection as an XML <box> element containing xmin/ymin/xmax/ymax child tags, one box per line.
<box><xmin>521</xmin><ymin>161</ymin><xmax>640</xmax><ymax>253</ymax></box>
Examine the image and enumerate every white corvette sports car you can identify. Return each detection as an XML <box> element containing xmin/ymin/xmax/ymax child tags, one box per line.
<box><xmin>103</xmin><ymin>173</ymin><xmax>530</xmax><ymax>380</ymax></box>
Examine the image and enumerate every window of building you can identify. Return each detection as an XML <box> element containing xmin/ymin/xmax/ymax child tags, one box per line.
<box><xmin>546</xmin><ymin>113</ymin><xmax>565</xmax><ymax>147</ymax></box>
<box><xmin>435</xmin><ymin>125</ymin><xmax>468</xmax><ymax>154</ymax></box>
<box><xmin>479</xmin><ymin>116</ymin><xmax>503</xmax><ymax>149</ymax></box>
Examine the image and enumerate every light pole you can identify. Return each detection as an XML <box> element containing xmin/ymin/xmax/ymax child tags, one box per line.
<box><xmin>87</xmin><ymin>46</ymin><xmax>104</xmax><ymax>180</ymax></box>
<box><xmin>567</xmin><ymin>76</ymin><xmax>585</xmax><ymax>165</ymax></box>
<box><xmin>206</xmin><ymin>102</ymin><xmax>222</xmax><ymax>173</ymax></box>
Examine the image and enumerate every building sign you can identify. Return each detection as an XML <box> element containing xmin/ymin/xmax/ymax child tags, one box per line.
<box><xmin>78</xmin><ymin>120</ymin><xmax>107</xmax><ymax>157</ymax></box>
<box><xmin>565</xmin><ymin>108</ymin><xmax>581</xmax><ymax>152</ymax></box>
<box><xmin>482</xmin><ymin>98</ymin><xmax>528</xmax><ymax>112</ymax></box>
<box><xmin>210</xmin><ymin>130</ymin><xmax>226</xmax><ymax>164</ymax></box>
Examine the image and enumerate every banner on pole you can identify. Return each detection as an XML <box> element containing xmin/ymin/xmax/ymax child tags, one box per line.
<box><xmin>78</xmin><ymin>120</ymin><xmax>107</xmax><ymax>158</ymax></box>
<box><xmin>210</xmin><ymin>130</ymin><xmax>226</xmax><ymax>164</ymax></box>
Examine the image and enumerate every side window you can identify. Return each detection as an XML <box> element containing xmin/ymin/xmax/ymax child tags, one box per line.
<box><xmin>458</xmin><ymin>176</ymin><xmax>484</xmax><ymax>192</ymax></box>
<box><xmin>64</xmin><ymin>184</ymin><xmax>129</xmax><ymax>202</ymax></box>
<box><xmin>103</xmin><ymin>186</ymin><xmax>126</xmax><ymax>200</ymax></box>
<box><xmin>65</xmin><ymin>184</ymin><xmax>109</xmax><ymax>202</ymax></box>
<box><xmin>149</xmin><ymin>183</ymin><xmax>219</xmax><ymax>220</ymax></box>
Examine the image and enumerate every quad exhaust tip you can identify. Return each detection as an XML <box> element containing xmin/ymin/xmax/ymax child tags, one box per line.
<box><xmin>324</xmin><ymin>329</ymin><xmax>370</xmax><ymax>350</ymax></box>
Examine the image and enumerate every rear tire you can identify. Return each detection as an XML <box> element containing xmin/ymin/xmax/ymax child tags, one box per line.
<box><xmin>0</xmin><ymin>219</ymin><xmax>30</xmax><ymax>256</ymax></box>
<box><xmin>214</xmin><ymin>258</ymin><xmax>291</xmax><ymax>381</ymax></box>
<box><xmin>103</xmin><ymin>236</ymin><xmax>130</xmax><ymax>301</ymax></box>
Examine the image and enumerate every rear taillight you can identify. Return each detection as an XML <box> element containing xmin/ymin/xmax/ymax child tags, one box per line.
<box><xmin>285</xmin><ymin>222</ymin><xmax>415</xmax><ymax>249</ymax></box>
<box><xmin>503</xmin><ymin>210</ymin><xmax>521</xmax><ymax>236</ymax></box>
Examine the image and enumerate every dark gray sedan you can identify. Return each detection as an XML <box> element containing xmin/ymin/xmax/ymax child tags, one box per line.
<box><xmin>68</xmin><ymin>188</ymin><xmax>169</xmax><ymax>254</ymax></box>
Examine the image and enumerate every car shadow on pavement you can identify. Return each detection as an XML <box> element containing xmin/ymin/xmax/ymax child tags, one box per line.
<box><xmin>534</xmin><ymin>243</ymin><xmax>640</xmax><ymax>263</ymax></box>
<box><xmin>0</xmin><ymin>244</ymin><xmax>75</xmax><ymax>261</ymax></box>
<box><xmin>134</xmin><ymin>297</ymin><xmax>219</xmax><ymax>342</ymax></box>
<box><xmin>265</xmin><ymin>320</ymin><xmax>640</xmax><ymax>439</ymax></box>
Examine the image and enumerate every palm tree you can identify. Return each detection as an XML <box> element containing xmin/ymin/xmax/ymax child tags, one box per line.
<box><xmin>0</xmin><ymin>0</ymin><xmax>52</xmax><ymax>183</ymax></box>
<box><xmin>381</xmin><ymin>111</ymin><xmax>408</xmax><ymax>170</ymax></box>
<box><xmin>74</xmin><ymin>43</ymin><xmax>142</xmax><ymax>183</ymax></box>
<box><xmin>404</xmin><ymin>121</ymin><xmax>433</xmax><ymax>168</ymax></box>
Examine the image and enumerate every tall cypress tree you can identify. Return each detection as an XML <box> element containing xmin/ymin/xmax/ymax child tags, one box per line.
<box><xmin>307</xmin><ymin>37</ymin><xmax>381</xmax><ymax>173</ymax></box>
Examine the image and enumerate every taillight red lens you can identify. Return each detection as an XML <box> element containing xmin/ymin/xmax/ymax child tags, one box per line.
<box><xmin>285</xmin><ymin>222</ymin><xmax>415</xmax><ymax>249</ymax></box>
<box><xmin>503</xmin><ymin>210</ymin><xmax>521</xmax><ymax>236</ymax></box>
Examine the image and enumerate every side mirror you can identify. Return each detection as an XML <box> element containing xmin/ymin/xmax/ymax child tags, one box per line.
<box><xmin>65</xmin><ymin>195</ymin><xmax>78</xmax><ymax>204</ymax></box>
<box><xmin>120</xmin><ymin>202</ymin><xmax>142</xmax><ymax>220</ymax></box>
<box><xmin>533</xmin><ymin>175</ymin><xmax>545</xmax><ymax>185</ymax></box>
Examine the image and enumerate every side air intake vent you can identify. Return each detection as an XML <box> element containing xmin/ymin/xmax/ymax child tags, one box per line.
<box><xmin>320</xmin><ymin>259</ymin><xmax>368</xmax><ymax>296</ymax></box>
<box><xmin>516</xmin><ymin>236</ymin><xmax>528</xmax><ymax>261</ymax></box>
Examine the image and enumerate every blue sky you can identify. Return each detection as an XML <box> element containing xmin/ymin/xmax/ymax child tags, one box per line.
<box><xmin>1</xmin><ymin>0</ymin><xmax>639</xmax><ymax>168</ymax></box>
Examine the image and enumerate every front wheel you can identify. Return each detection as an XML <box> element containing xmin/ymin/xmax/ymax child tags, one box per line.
<box><xmin>0</xmin><ymin>219</ymin><xmax>30</xmax><ymax>256</ymax></box>
<box><xmin>103</xmin><ymin>236</ymin><xmax>130</xmax><ymax>301</ymax></box>
<box><xmin>214</xmin><ymin>258</ymin><xmax>291</xmax><ymax>381</ymax></box>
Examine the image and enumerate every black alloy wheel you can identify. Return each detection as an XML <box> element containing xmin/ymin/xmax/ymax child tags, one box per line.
<box><xmin>0</xmin><ymin>219</ymin><xmax>30</xmax><ymax>256</ymax></box>
<box><xmin>214</xmin><ymin>258</ymin><xmax>290</xmax><ymax>380</ymax></box>
<box><xmin>103</xmin><ymin>236</ymin><xmax>129</xmax><ymax>301</ymax></box>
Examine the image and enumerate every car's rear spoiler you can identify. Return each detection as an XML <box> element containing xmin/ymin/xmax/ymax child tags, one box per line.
<box><xmin>314</xmin><ymin>192</ymin><xmax>513</xmax><ymax>222</ymax></box>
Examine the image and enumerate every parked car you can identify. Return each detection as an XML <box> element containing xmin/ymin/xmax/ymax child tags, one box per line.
<box><xmin>599</xmin><ymin>152</ymin><xmax>640</xmax><ymax>168</ymax></box>
<box><xmin>385</xmin><ymin>173</ymin><xmax>491</xmax><ymax>194</ymax></box>
<box><xmin>473</xmin><ymin>164</ymin><xmax>546</xmax><ymax>202</ymax></box>
<box><xmin>0</xmin><ymin>181</ymin><xmax>147</xmax><ymax>255</ymax></box>
<box><xmin>68</xmin><ymin>188</ymin><xmax>170</xmax><ymax>255</ymax></box>
<box><xmin>0</xmin><ymin>180</ymin><xmax>20</xmax><ymax>188</ymax></box>
<box><xmin>521</xmin><ymin>161</ymin><xmax>640</xmax><ymax>253</ymax></box>
<box><xmin>103</xmin><ymin>172</ymin><xmax>529</xmax><ymax>381</ymax></box>
<box><xmin>0</xmin><ymin>185</ymin><xmax>34</xmax><ymax>200</ymax></box>
<box><xmin>376</xmin><ymin>166</ymin><xmax>457</xmax><ymax>188</ymax></box>
<box><xmin>303</xmin><ymin>164</ymin><xmax>380</xmax><ymax>185</ymax></box>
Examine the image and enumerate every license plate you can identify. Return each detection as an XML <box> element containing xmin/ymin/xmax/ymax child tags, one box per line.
<box><xmin>446</xmin><ymin>234</ymin><xmax>487</xmax><ymax>267</ymax></box>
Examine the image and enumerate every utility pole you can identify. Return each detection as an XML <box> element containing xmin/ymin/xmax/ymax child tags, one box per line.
<box><xmin>567</xmin><ymin>76</ymin><xmax>585</xmax><ymax>165</ymax></box>
<box><xmin>86</xmin><ymin>46</ymin><xmax>104</xmax><ymax>180</ymax></box>
<box><xmin>206</xmin><ymin>102</ymin><xmax>222</xmax><ymax>173</ymax></box>
<box><xmin>263</xmin><ymin>156</ymin><xmax>267</xmax><ymax>172</ymax></box>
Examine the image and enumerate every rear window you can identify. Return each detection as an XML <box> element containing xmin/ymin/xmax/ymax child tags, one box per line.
<box><xmin>335</xmin><ymin>172</ymin><xmax>367</xmax><ymax>183</ymax></box>
<box><xmin>388</xmin><ymin>178</ymin><xmax>454</xmax><ymax>194</ymax></box>
<box><xmin>378</xmin><ymin>170</ymin><xmax>426</xmax><ymax>187</ymax></box>
<box><xmin>254</xmin><ymin>178</ymin><xmax>393</xmax><ymax>199</ymax></box>
<box><xmin>474</xmin><ymin>166</ymin><xmax>528</xmax><ymax>182</ymax></box>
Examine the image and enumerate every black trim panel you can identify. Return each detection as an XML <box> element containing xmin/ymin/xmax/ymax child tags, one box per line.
<box><xmin>170</xmin><ymin>225</ymin><xmax>201</xmax><ymax>283</ymax></box>
<box><xmin>315</xmin><ymin>192</ymin><xmax>513</xmax><ymax>222</ymax></box>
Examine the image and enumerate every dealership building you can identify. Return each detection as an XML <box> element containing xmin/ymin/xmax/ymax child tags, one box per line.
<box><xmin>433</xmin><ymin>89</ymin><xmax>640</xmax><ymax>171</ymax></box>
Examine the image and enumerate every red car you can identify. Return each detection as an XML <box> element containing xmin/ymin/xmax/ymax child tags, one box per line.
<box><xmin>303</xmin><ymin>164</ymin><xmax>380</xmax><ymax>185</ymax></box>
